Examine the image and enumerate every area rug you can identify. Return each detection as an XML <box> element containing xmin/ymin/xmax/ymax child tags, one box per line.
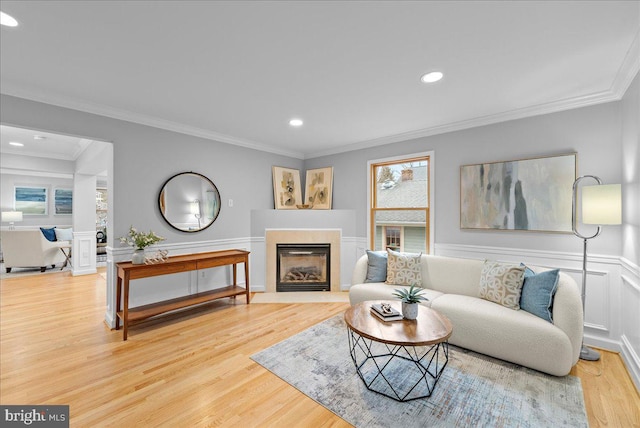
<box><xmin>251</xmin><ymin>315</ymin><xmax>588</xmax><ymax>427</ymax></box>
<box><xmin>251</xmin><ymin>291</ymin><xmax>350</xmax><ymax>304</ymax></box>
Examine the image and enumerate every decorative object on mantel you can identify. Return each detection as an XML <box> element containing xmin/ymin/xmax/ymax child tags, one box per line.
<box><xmin>119</xmin><ymin>226</ymin><xmax>166</xmax><ymax>265</ymax></box>
<box><xmin>460</xmin><ymin>153</ymin><xmax>576</xmax><ymax>232</ymax></box>
<box><xmin>272</xmin><ymin>166</ymin><xmax>302</xmax><ymax>209</ymax></box>
<box><xmin>572</xmin><ymin>175</ymin><xmax>621</xmax><ymax>361</ymax></box>
<box><xmin>305</xmin><ymin>166</ymin><xmax>333</xmax><ymax>209</ymax></box>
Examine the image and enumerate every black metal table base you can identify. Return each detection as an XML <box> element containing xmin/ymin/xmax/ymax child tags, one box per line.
<box><xmin>347</xmin><ymin>328</ymin><xmax>449</xmax><ymax>402</ymax></box>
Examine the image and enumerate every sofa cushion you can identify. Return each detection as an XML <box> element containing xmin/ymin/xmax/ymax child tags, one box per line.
<box><xmin>348</xmin><ymin>282</ymin><xmax>443</xmax><ymax>307</ymax></box>
<box><xmin>54</xmin><ymin>228</ymin><xmax>73</xmax><ymax>242</ymax></box>
<box><xmin>520</xmin><ymin>267</ymin><xmax>559</xmax><ymax>322</ymax></box>
<box><xmin>385</xmin><ymin>249</ymin><xmax>422</xmax><ymax>286</ymax></box>
<box><xmin>364</xmin><ymin>250</ymin><xmax>387</xmax><ymax>283</ymax></box>
<box><xmin>430</xmin><ymin>293</ymin><xmax>574</xmax><ymax>376</ymax></box>
<box><xmin>40</xmin><ymin>227</ymin><xmax>57</xmax><ymax>242</ymax></box>
<box><xmin>478</xmin><ymin>261</ymin><xmax>525</xmax><ymax>310</ymax></box>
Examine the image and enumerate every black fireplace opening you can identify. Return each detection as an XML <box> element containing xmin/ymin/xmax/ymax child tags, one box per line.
<box><xmin>276</xmin><ymin>243</ymin><xmax>331</xmax><ymax>292</ymax></box>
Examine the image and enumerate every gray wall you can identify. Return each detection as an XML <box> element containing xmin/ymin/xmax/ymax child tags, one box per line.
<box><xmin>0</xmin><ymin>90</ymin><xmax>632</xmax><ymax>259</ymax></box>
<box><xmin>306</xmin><ymin>101</ymin><xmax>625</xmax><ymax>257</ymax></box>
<box><xmin>1</xmin><ymin>94</ymin><xmax>304</xmax><ymax>243</ymax></box>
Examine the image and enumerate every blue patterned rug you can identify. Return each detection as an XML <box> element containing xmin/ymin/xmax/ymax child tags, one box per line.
<box><xmin>251</xmin><ymin>314</ymin><xmax>587</xmax><ymax>427</ymax></box>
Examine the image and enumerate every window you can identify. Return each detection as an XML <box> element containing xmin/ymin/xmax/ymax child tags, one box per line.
<box><xmin>385</xmin><ymin>226</ymin><xmax>401</xmax><ymax>250</ymax></box>
<box><xmin>369</xmin><ymin>153</ymin><xmax>431</xmax><ymax>253</ymax></box>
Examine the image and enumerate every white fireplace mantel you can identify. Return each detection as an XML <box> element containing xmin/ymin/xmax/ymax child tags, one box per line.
<box><xmin>250</xmin><ymin>209</ymin><xmax>358</xmax><ymax>292</ymax></box>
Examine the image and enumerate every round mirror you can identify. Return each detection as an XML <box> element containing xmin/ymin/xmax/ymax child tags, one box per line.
<box><xmin>158</xmin><ymin>172</ymin><xmax>221</xmax><ymax>232</ymax></box>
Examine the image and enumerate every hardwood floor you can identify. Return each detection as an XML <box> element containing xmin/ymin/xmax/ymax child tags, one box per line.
<box><xmin>1</xmin><ymin>270</ymin><xmax>638</xmax><ymax>427</ymax></box>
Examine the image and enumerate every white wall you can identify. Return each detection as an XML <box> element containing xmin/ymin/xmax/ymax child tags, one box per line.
<box><xmin>620</xmin><ymin>71</ymin><xmax>640</xmax><ymax>390</ymax></box>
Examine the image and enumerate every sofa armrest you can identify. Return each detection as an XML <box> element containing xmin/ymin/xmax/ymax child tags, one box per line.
<box><xmin>552</xmin><ymin>272</ymin><xmax>584</xmax><ymax>365</ymax></box>
<box><xmin>351</xmin><ymin>254</ymin><xmax>369</xmax><ymax>285</ymax></box>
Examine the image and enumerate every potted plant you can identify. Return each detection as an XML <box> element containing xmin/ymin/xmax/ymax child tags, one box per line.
<box><xmin>392</xmin><ymin>284</ymin><xmax>428</xmax><ymax>320</ymax></box>
<box><xmin>119</xmin><ymin>226</ymin><xmax>165</xmax><ymax>264</ymax></box>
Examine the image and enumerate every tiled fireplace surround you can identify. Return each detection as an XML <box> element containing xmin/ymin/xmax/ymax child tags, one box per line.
<box><xmin>250</xmin><ymin>209</ymin><xmax>358</xmax><ymax>292</ymax></box>
<box><xmin>266</xmin><ymin>229</ymin><xmax>341</xmax><ymax>292</ymax></box>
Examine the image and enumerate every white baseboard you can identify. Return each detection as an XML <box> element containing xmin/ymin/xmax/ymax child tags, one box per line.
<box><xmin>621</xmin><ymin>334</ymin><xmax>640</xmax><ymax>393</ymax></box>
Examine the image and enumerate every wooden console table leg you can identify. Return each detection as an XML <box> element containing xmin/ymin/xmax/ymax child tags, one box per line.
<box><xmin>244</xmin><ymin>258</ymin><xmax>250</xmax><ymax>304</ymax></box>
<box><xmin>115</xmin><ymin>275</ymin><xmax>122</xmax><ymax>330</ymax></box>
<box><xmin>123</xmin><ymin>273</ymin><xmax>130</xmax><ymax>341</ymax></box>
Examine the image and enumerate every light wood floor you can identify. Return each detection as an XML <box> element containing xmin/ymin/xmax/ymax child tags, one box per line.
<box><xmin>1</xmin><ymin>270</ymin><xmax>638</xmax><ymax>427</ymax></box>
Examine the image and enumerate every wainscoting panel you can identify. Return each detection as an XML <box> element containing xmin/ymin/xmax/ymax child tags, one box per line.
<box><xmin>620</xmin><ymin>258</ymin><xmax>640</xmax><ymax>392</ymax></box>
<box><xmin>434</xmin><ymin>243</ymin><xmax>623</xmax><ymax>351</ymax></box>
<box><xmin>72</xmin><ymin>230</ymin><xmax>97</xmax><ymax>276</ymax></box>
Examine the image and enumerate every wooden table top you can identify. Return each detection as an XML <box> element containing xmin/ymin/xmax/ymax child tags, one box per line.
<box><xmin>344</xmin><ymin>300</ymin><xmax>453</xmax><ymax>347</ymax></box>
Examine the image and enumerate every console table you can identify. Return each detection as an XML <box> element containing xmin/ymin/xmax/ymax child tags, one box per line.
<box><xmin>115</xmin><ymin>249</ymin><xmax>250</xmax><ymax>341</ymax></box>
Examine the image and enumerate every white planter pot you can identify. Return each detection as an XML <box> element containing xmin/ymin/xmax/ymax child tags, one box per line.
<box><xmin>402</xmin><ymin>302</ymin><xmax>419</xmax><ymax>320</ymax></box>
<box><xmin>131</xmin><ymin>249</ymin><xmax>146</xmax><ymax>265</ymax></box>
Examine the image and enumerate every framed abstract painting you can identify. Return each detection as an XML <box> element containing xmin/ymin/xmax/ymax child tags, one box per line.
<box><xmin>305</xmin><ymin>167</ymin><xmax>333</xmax><ymax>209</ymax></box>
<box><xmin>460</xmin><ymin>153</ymin><xmax>577</xmax><ymax>232</ymax></box>
<box><xmin>54</xmin><ymin>188</ymin><xmax>73</xmax><ymax>215</ymax></box>
<box><xmin>14</xmin><ymin>186</ymin><xmax>48</xmax><ymax>215</ymax></box>
<box><xmin>272</xmin><ymin>166</ymin><xmax>303</xmax><ymax>209</ymax></box>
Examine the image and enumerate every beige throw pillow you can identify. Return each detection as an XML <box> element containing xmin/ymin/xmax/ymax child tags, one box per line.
<box><xmin>479</xmin><ymin>261</ymin><xmax>526</xmax><ymax>310</ymax></box>
<box><xmin>385</xmin><ymin>249</ymin><xmax>422</xmax><ymax>287</ymax></box>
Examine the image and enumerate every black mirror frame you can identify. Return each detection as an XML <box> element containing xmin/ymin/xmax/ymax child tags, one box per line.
<box><xmin>158</xmin><ymin>171</ymin><xmax>221</xmax><ymax>233</ymax></box>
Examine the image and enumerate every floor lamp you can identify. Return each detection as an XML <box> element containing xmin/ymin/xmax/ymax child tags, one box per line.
<box><xmin>572</xmin><ymin>176</ymin><xmax>621</xmax><ymax>361</ymax></box>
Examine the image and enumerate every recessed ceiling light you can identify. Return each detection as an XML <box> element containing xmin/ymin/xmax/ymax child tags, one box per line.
<box><xmin>33</xmin><ymin>135</ymin><xmax>46</xmax><ymax>140</ymax></box>
<box><xmin>289</xmin><ymin>119</ymin><xmax>303</xmax><ymax>127</ymax></box>
<box><xmin>9</xmin><ymin>142</ymin><xmax>24</xmax><ymax>147</ymax></box>
<box><xmin>421</xmin><ymin>71</ymin><xmax>444</xmax><ymax>83</ymax></box>
<box><xmin>0</xmin><ymin>11</ymin><xmax>19</xmax><ymax>27</ymax></box>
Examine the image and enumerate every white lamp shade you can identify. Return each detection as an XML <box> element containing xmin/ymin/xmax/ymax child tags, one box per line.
<box><xmin>2</xmin><ymin>211</ymin><xmax>23</xmax><ymax>222</ymax></box>
<box><xmin>190</xmin><ymin>200</ymin><xmax>201</xmax><ymax>216</ymax></box>
<box><xmin>582</xmin><ymin>184</ymin><xmax>621</xmax><ymax>225</ymax></box>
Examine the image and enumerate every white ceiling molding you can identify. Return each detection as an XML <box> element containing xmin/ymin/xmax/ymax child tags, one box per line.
<box><xmin>0</xmin><ymin>85</ymin><xmax>306</xmax><ymax>160</ymax></box>
<box><xmin>610</xmin><ymin>30</ymin><xmax>640</xmax><ymax>99</ymax></box>
<box><xmin>0</xmin><ymin>167</ymin><xmax>73</xmax><ymax>179</ymax></box>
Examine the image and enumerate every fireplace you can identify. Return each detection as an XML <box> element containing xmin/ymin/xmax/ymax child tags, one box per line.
<box><xmin>276</xmin><ymin>243</ymin><xmax>331</xmax><ymax>292</ymax></box>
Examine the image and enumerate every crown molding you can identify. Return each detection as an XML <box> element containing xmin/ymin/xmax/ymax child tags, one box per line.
<box><xmin>611</xmin><ymin>30</ymin><xmax>640</xmax><ymax>99</ymax></box>
<box><xmin>0</xmin><ymin>86</ymin><xmax>306</xmax><ymax>160</ymax></box>
<box><xmin>4</xmin><ymin>29</ymin><xmax>638</xmax><ymax>163</ymax></box>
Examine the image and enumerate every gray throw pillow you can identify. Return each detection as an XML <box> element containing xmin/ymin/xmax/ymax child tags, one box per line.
<box><xmin>365</xmin><ymin>250</ymin><xmax>387</xmax><ymax>283</ymax></box>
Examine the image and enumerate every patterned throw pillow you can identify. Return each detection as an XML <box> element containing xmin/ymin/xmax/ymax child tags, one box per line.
<box><xmin>385</xmin><ymin>249</ymin><xmax>422</xmax><ymax>287</ymax></box>
<box><xmin>479</xmin><ymin>261</ymin><xmax>526</xmax><ymax>310</ymax></box>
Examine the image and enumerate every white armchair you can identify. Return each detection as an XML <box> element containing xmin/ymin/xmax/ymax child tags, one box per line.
<box><xmin>1</xmin><ymin>230</ymin><xmax>69</xmax><ymax>273</ymax></box>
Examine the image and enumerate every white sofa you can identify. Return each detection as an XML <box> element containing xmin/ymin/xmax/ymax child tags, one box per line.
<box><xmin>349</xmin><ymin>253</ymin><xmax>583</xmax><ymax>376</ymax></box>
<box><xmin>1</xmin><ymin>230</ymin><xmax>69</xmax><ymax>272</ymax></box>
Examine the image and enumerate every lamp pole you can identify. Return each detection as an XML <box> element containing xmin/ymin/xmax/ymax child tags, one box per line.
<box><xmin>571</xmin><ymin>175</ymin><xmax>602</xmax><ymax>361</ymax></box>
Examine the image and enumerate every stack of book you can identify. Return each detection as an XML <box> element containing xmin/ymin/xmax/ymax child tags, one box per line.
<box><xmin>370</xmin><ymin>303</ymin><xmax>403</xmax><ymax>321</ymax></box>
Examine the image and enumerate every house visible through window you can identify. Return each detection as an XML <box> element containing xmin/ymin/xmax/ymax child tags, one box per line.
<box><xmin>369</xmin><ymin>154</ymin><xmax>430</xmax><ymax>253</ymax></box>
<box><xmin>385</xmin><ymin>226</ymin><xmax>401</xmax><ymax>251</ymax></box>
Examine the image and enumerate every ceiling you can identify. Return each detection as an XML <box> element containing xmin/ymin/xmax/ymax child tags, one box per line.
<box><xmin>0</xmin><ymin>125</ymin><xmax>92</xmax><ymax>161</ymax></box>
<box><xmin>1</xmin><ymin>1</ymin><xmax>638</xmax><ymax>160</ymax></box>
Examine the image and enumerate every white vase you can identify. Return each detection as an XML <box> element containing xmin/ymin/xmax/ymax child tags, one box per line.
<box><xmin>131</xmin><ymin>248</ymin><xmax>146</xmax><ymax>265</ymax></box>
<box><xmin>402</xmin><ymin>302</ymin><xmax>419</xmax><ymax>320</ymax></box>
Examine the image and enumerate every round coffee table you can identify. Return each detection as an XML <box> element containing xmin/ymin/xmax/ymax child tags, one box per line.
<box><xmin>344</xmin><ymin>300</ymin><xmax>453</xmax><ymax>402</ymax></box>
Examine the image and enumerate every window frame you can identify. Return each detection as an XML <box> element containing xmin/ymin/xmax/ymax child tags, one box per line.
<box><xmin>367</xmin><ymin>151</ymin><xmax>434</xmax><ymax>254</ymax></box>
